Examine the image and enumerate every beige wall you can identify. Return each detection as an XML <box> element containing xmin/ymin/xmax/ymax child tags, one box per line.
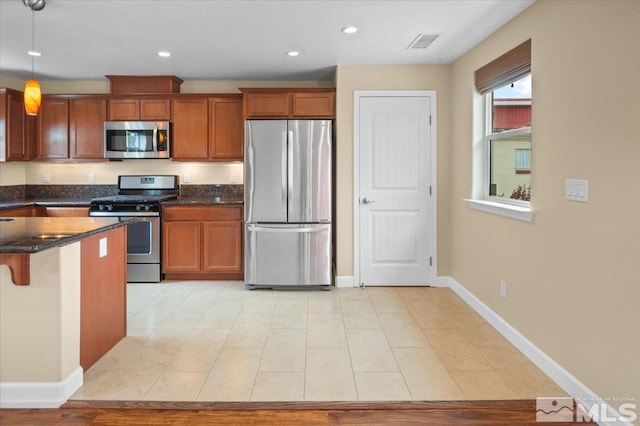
<box><xmin>450</xmin><ymin>0</ymin><xmax>640</xmax><ymax>401</ymax></box>
<box><xmin>0</xmin><ymin>242</ymin><xmax>81</xmax><ymax>382</ymax></box>
<box><xmin>335</xmin><ymin>64</ymin><xmax>451</xmax><ymax>278</ymax></box>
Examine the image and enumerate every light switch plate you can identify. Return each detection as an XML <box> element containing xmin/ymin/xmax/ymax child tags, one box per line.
<box><xmin>88</xmin><ymin>173</ymin><xmax>96</xmax><ymax>184</ymax></box>
<box><xmin>183</xmin><ymin>173</ymin><xmax>191</xmax><ymax>183</ymax></box>
<box><xmin>43</xmin><ymin>173</ymin><xmax>50</xmax><ymax>183</ymax></box>
<box><xmin>99</xmin><ymin>237</ymin><xmax>107</xmax><ymax>258</ymax></box>
<box><xmin>565</xmin><ymin>179</ymin><xmax>589</xmax><ymax>202</ymax></box>
<box><xmin>229</xmin><ymin>173</ymin><xmax>237</xmax><ymax>183</ymax></box>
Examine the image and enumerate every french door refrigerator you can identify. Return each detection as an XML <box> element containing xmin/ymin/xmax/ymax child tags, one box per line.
<box><xmin>245</xmin><ymin>120</ymin><xmax>332</xmax><ymax>290</ymax></box>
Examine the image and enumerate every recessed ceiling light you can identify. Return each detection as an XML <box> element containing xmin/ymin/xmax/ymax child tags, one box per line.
<box><xmin>341</xmin><ymin>26</ymin><xmax>358</xmax><ymax>34</ymax></box>
<box><xmin>27</xmin><ymin>50</ymin><xmax>41</xmax><ymax>57</ymax></box>
<box><xmin>158</xmin><ymin>51</ymin><xmax>171</xmax><ymax>58</ymax></box>
<box><xmin>287</xmin><ymin>51</ymin><xmax>300</xmax><ymax>57</ymax></box>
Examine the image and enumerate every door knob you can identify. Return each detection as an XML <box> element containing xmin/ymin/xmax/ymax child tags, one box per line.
<box><xmin>361</xmin><ymin>197</ymin><xmax>376</xmax><ymax>204</ymax></box>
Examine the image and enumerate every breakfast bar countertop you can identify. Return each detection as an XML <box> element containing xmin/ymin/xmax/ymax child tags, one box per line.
<box><xmin>0</xmin><ymin>217</ymin><xmax>127</xmax><ymax>253</ymax></box>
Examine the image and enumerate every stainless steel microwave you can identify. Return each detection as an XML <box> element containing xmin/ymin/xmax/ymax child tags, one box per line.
<box><xmin>104</xmin><ymin>121</ymin><xmax>170</xmax><ymax>159</ymax></box>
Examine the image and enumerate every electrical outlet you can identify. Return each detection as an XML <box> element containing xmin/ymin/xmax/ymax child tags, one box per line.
<box><xmin>43</xmin><ymin>173</ymin><xmax>50</xmax><ymax>183</ymax></box>
<box><xmin>500</xmin><ymin>280</ymin><xmax>507</xmax><ymax>298</ymax></box>
<box><xmin>229</xmin><ymin>173</ymin><xmax>237</xmax><ymax>183</ymax></box>
<box><xmin>88</xmin><ymin>173</ymin><xmax>96</xmax><ymax>184</ymax></box>
<box><xmin>183</xmin><ymin>173</ymin><xmax>191</xmax><ymax>183</ymax></box>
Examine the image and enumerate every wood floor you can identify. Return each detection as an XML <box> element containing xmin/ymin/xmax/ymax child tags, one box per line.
<box><xmin>0</xmin><ymin>400</ymin><xmax>592</xmax><ymax>425</ymax></box>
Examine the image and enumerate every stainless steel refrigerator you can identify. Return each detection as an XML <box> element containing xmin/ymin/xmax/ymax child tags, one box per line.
<box><xmin>244</xmin><ymin>120</ymin><xmax>332</xmax><ymax>290</ymax></box>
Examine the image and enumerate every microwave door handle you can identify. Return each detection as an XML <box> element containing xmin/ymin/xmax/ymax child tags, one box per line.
<box><xmin>152</xmin><ymin>127</ymin><xmax>158</xmax><ymax>153</ymax></box>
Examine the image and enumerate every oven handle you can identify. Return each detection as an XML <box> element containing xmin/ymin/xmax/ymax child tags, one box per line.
<box><xmin>89</xmin><ymin>212</ymin><xmax>160</xmax><ymax>217</ymax></box>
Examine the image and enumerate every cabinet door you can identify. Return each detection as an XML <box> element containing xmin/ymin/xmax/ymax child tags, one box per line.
<box><xmin>203</xmin><ymin>221</ymin><xmax>243</xmax><ymax>273</ymax></box>
<box><xmin>36</xmin><ymin>98</ymin><xmax>69</xmax><ymax>160</ymax></box>
<box><xmin>292</xmin><ymin>92</ymin><xmax>335</xmax><ymax>118</ymax></box>
<box><xmin>245</xmin><ymin>93</ymin><xmax>291</xmax><ymax>118</ymax></box>
<box><xmin>171</xmin><ymin>98</ymin><xmax>209</xmax><ymax>159</ymax></box>
<box><xmin>140</xmin><ymin>99</ymin><xmax>171</xmax><ymax>120</ymax></box>
<box><xmin>209</xmin><ymin>98</ymin><xmax>243</xmax><ymax>160</ymax></box>
<box><xmin>70</xmin><ymin>98</ymin><xmax>107</xmax><ymax>159</ymax></box>
<box><xmin>108</xmin><ymin>99</ymin><xmax>139</xmax><ymax>120</ymax></box>
<box><xmin>162</xmin><ymin>221</ymin><xmax>202</xmax><ymax>272</ymax></box>
<box><xmin>5</xmin><ymin>91</ymin><xmax>29</xmax><ymax>161</ymax></box>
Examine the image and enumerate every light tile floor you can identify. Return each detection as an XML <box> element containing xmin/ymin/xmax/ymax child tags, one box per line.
<box><xmin>71</xmin><ymin>281</ymin><xmax>566</xmax><ymax>402</ymax></box>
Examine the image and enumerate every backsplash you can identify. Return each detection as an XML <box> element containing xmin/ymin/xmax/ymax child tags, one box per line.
<box><xmin>180</xmin><ymin>184</ymin><xmax>243</xmax><ymax>200</ymax></box>
<box><xmin>26</xmin><ymin>185</ymin><xmax>118</xmax><ymax>200</ymax></box>
<box><xmin>0</xmin><ymin>184</ymin><xmax>243</xmax><ymax>202</ymax></box>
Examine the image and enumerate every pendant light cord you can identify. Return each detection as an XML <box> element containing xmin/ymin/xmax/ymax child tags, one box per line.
<box><xmin>31</xmin><ymin>10</ymin><xmax>35</xmax><ymax>78</ymax></box>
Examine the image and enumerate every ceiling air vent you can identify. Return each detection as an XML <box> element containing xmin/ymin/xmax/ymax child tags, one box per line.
<box><xmin>407</xmin><ymin>33</ymin><xmax>440</xmax><ymax>50</ymax></box>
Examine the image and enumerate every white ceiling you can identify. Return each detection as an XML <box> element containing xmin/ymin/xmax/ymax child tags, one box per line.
<box><xmin>0</xmin><ymin>0</ymin><xmax>535</xmax><ymax>82</ymax></box>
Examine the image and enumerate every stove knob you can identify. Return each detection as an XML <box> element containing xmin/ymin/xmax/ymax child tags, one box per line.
<box><xmin>136</xmin><ymin>204</ymin><xmax>142</xmax><ymax>211</ymax></box>
<box><xmin>144</xmin><ymin>205</ymin><xmax>152</xmax><ymax>211</ymax></box>
<box><xmin>98</xmin><ymin>204</ymin><xmax>105</xmax><ymax>211</ymax></box>
<box><xmin>107</xmin><ymin>204</ymin><xmax>114</xmax><ymax>211</ymax></box>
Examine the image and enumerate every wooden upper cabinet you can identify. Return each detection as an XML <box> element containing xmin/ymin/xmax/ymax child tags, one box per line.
<box><xmin>171</xmin><ymin>97</ymin><xmax>209</xmax><ymax>159</ymax></box>
<box><xmin>108</xmin><ymin>98</ymin><xmax>170</xmax><ymax>121</ymax></box>
<box><xmin>70</xmin><ymin>98</ymin><xmax>107</xmax><ymax>159</ymax></box>
<box><xmin>0</xmin><ymin>88</ymin><xmax>31</xmax><ymax>161</ymax></box>
<box><xmin>209</xmin><ymin>97</ymin><xmax>243</xmax><ymax>161</ymax></box>
<box><xmin>36</xmin><ymin>98</ymin><xmax>69</xmax><ymax>160</ymax></box>
<box><xmin>242</xmin><ymin>88</ymin><xmax>335</xmax><ymax>119</ymax></box>
<box><xmin>108</xmin><ymin>99</ymin><xmax>138</xmax><ymax>120</ymax></box>
<box><xmin>244</xmin><ymin>92</ymin><xmax>291</xmax><ymax>118</ymax></box>
<box><xmin>292</xmin><ymin>92</ymin><xmax>335</xmax><ymax>118</ymax></box>
<box><xmin>140</xmin><ymin>99</ymin><xmax>170</xmax><ymax>120</ymax></box>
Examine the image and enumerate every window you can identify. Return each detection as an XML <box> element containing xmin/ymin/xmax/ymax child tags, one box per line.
<box><xmin>487</xmin><ymin>74</ymin><xmax>531</xmax><ymax>203</ymax></box>
<box><xmin>515</xmin><ymin>149</ymin><xmax>531</xmax><ymax>174</ymax></box>
<box><xmin>466</xmin><ymin>39</ymin><xmax>533</xmax><ymax>221</ymax></box>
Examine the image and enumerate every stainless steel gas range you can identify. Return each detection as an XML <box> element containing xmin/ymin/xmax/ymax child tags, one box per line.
<box><xmin>89</xmin><ymin>175</ymin><xmax>179</xmax><ymax>283</ymax></box>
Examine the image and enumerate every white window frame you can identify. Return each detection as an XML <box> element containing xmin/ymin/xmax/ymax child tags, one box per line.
<box><xmin>465</xmin><ymin>90</ymin><xmax>533</xmax><ymax>222</ymax></box>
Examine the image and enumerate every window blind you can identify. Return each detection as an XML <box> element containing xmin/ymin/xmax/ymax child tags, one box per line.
<box><xmin>475</xmin><ymin>39</ymin><xmax>531</xmax><ymax>95</ymax></box>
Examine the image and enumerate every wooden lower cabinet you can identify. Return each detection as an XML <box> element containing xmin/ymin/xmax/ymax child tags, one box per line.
<box><xmin>80</xmin><ymin>226</ymin><xmax>127</xmax><ymax>370</ymax></box>
<box><xmin>162</xmin><ymin>205</ymin><xmax>243</xmax><ymax>280</ymax></box>
<box><xmin>0</xmin><ymin>206</ymin><xmax>35</xmax><ymax>217</ymax></box>
<box><xmin>40</xmin><ymin>206</ymin><xmax>90</xmax><ymax>217</ymax></box>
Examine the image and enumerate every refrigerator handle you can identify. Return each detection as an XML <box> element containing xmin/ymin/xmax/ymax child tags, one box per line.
<box><xmin>281</xmin><ymin>131</ymin><xmax>288</xmax><ymax>214</ymax></box>
<box><xmin>248</xmin><ymin>225</ymin><xmax>329</xmax><ymax>233</ymax></box>
<box><xmin>287</xmin><ymin>130</ymin><xmax>294</xmax><ymax>215</ymax></box>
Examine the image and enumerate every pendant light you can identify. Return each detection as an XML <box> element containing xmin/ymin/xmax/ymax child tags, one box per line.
<box><xmin>23</xmin><ymin>0</ymin><xmax>46</xmax><ymax>116</ymax></box>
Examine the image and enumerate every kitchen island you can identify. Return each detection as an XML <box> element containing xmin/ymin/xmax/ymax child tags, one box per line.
<box><xmin>0</xmin><ymin>217</ymin><xmax>128</xmax><ymax>408</ymax></box>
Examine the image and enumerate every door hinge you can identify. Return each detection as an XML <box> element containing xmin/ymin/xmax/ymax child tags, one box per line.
<box><xmin>429</xmin><ymin>115</ymin><xmax>432</xmax><ymax>125</ymax></box>
<box><xmin>429</xmin><ymin>186</ymin><xmax>432</xmax><ymax>196</ymax></box>
<box><xmin>430</xmin><ymin>256</ymin><xmax>433</xmax><ymax>266</ymax></box>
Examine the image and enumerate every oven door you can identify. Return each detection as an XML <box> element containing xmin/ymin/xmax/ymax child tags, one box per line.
<box><xmin>121</xmin><ymin>216</ymin><xmax>160</xmax><ymax>264</ymax></box>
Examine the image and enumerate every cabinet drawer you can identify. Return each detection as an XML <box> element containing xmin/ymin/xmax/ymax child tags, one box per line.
<box><xmin>163</xmin><ymin>206</ymin><xmax>242</xmax><ymax>221</ymax></box>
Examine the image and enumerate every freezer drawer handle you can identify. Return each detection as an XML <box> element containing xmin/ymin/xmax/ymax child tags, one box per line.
<box><xmin>248</xmin><ymin>225</ymin><xmax>328</xmax><ymax>233</ymax></box>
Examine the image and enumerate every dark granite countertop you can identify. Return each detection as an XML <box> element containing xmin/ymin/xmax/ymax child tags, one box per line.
<box><xmin>164</xmin><ymin>197</ymin><xmax>244</xmax><ymax>206</ymax></box>
<box><xmin>0</xmin><ymin>217</ymin><xmax>129</xmax><ymax>253</ymax></box>
<box><xmin>0</xmin><ymin>199</ymin><xmax>92</xmax><ymax>211</ymax></box>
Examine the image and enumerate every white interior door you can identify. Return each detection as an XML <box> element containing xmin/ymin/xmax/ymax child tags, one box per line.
<box><xmin>357</xmin><ymin>94</ymin><xmax>433</xmax><ymax>286</ymax></box>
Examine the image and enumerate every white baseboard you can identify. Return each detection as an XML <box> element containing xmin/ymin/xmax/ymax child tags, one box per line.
<box><xmin>0</xmin><ymin>367</ymin><xmax>83</xmax><ymax>408</ymax></box>
<box><xmin>439</xmin><ymin>276</ymin><xmax>633</xmax><ymax>426</ymax></box>
<box><xmin>335</xmin><ymin>276</ymin><xmax>355</xmax><ymax>288</ymax></box>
